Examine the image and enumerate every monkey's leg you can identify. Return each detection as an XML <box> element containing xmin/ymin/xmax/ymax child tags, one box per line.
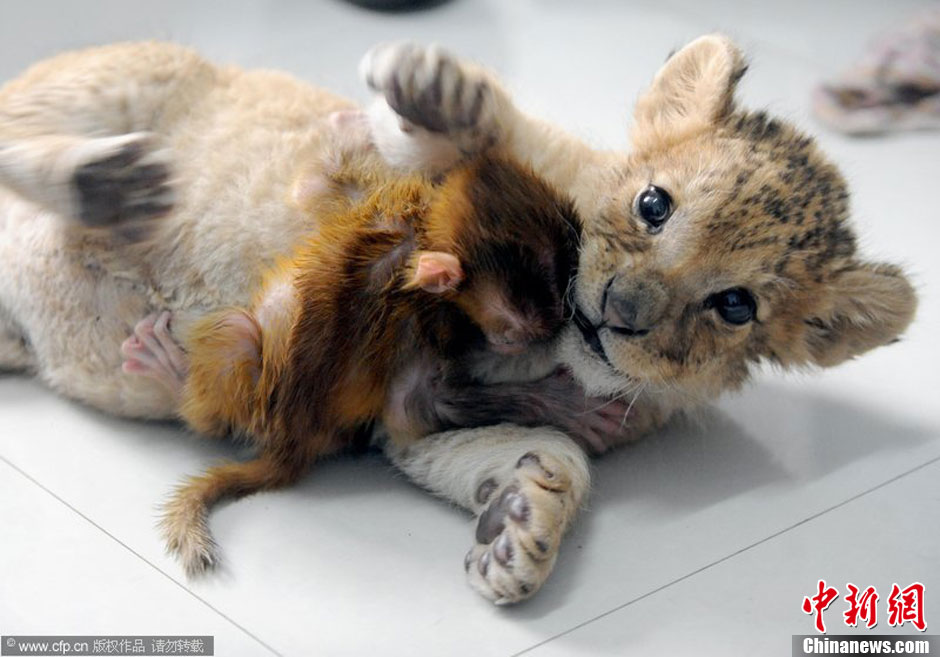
<box><xmin>360</xmin><ymin>42</ymin><xmax>608</xmax><ymax>191</ymax></box>
<box><xmin>122</xmin><ymin>308</ymin><xmax>262</xmax><ymax>436</ymax></box>
<box><xmin>161</xmin><ymin>453</ymin><xmax>306</xmax><ymax>575</ymax></box>
<box><xmin>385</xmin><ymin>425</ymin><xmax>590</xmax><ymax>605</ymax></box>
<box><xmin>120</xmin><ymin>307</ymin><xmax>262</xmax><ymax>434</ymax></box>
<box><xmin>121</xmin><ymin>311</ymin><xmax>189</xmax><ymax>400</ymax></box>
<box><xmin>181</xmin><ymin>309</ymin><xmax>264</xmax><ymax>436</ymax></box>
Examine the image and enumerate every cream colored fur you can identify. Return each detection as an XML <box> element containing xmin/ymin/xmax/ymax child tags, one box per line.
<box><xmin>0</xmin><ymin>42</ymin><xmax>353</xmax><ymax>415</ymax></box>
<box><xmin>386</xmin><ymin>424</ymin><xmax>590</xmax><ymax>605</ymax></box>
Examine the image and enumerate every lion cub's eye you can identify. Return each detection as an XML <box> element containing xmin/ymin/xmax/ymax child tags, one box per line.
<box><xmin>636</xmin><ymin>185</ymin><xmax>674</xmax><ymax>231</ymax></box>
<box><xmin>705</xmin><ymin>288</ymin><xmax>757</xmax><ymax>325</ymax></box>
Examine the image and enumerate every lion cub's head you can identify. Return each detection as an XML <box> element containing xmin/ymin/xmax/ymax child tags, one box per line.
<box><xmin>562</xmin><ymin>35</ymin><xmax>917</xmax><ymax>402</ymax></box>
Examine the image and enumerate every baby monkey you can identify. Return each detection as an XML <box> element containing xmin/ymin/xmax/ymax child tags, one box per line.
<box><xmin>123</xmin><ymin>137</ymin><xmax>582</xmax><ymax>572</ymax></box>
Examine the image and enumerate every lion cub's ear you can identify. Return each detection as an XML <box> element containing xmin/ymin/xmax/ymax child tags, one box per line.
<box><xmin>631</xmin><ymin>34</ymin><xmax>747</xmax><ymax>150</ymax></box>
<box><xmin>803</xmin><ymin>262</ymin><xmax>917</xmax><ymax>367</ymax></box>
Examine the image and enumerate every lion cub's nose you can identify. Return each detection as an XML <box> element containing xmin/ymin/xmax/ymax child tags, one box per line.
<box><xmin>603</xmin><ymin>275</ymin><xmax>668</xmax><ymax>335</ymax></box>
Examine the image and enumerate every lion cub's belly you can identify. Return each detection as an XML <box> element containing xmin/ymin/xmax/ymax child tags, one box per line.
<box><xmin>0</xmin><ymin>68</ymin><xmax>358</xmax><ymax>418</ymax></box>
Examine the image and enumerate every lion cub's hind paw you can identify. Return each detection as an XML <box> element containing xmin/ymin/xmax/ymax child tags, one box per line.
<box><xmin>73</xmin><ymin>132</ymin><xmax>175</xmax><ymax>238</ymax></box>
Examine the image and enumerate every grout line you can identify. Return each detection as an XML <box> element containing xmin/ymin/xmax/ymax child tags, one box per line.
<box><xmin>509</xmin><ymin>453</ymin><xmax>940</xmax><ymax>657</ymax></box>
<box><xmin>0</xmin><ymin>454</ymin><xmax>283</xmax><ymax>657</ymax></box>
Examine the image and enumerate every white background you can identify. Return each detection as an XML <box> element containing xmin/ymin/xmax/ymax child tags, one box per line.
<box><xmin>0</xmin><ymin>1</ymin><xmax>938</xmax><ymax>655</ymax></box>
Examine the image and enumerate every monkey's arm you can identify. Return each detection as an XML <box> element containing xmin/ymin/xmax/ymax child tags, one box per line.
<box><xmin>383</xmin><ymin>364</ymin><xmax>663</xmax><ymax>455</ymax></box>
<box><xmin>360</xmin><ymin>43</ymin><xmax>613</xmax><ymax>196</ymax></box>
<box><xmin>432</xmin><ymin>372</ymin><xmax>665</xmax><ymax>455</ymax></box>
<box><xmin>381</xmin><ymin>374</ymin><xmax>668</xmax><ymax>604</ymax></box>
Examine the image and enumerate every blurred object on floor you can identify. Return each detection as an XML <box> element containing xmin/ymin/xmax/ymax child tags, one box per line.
<box><xmin>813</xmin><ymin>7</ymin><xmax>940</xmax><ymax>134</ymax></box>
<box><xmin>341</xmin><ymin>0</ymin><xmax>452</xmax><ymax>12</ymax></box>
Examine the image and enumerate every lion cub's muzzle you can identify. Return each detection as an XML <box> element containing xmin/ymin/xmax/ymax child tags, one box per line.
<box><xmin>600</xmin><ymin>274</ymin><xmax>669</xmax><ymax>337</ymax></box>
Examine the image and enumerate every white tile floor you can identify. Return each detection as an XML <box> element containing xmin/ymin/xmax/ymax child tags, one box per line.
<box><xmin>1</xmin><ymin>1</ymin><xmax>938</xmax><ymax>656</ymax></box>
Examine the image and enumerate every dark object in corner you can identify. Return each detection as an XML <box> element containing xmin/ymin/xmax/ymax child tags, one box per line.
<box><xmin>343</xmin><ymin>0</ymin><xmax>452</xmax><ymax>12</ymax></box>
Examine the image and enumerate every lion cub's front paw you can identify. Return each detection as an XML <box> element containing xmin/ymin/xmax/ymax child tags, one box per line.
<box><xmin>361</xmin><ymin>42</ymin><xmax>495</xmax><ymax>135</ymax></box>
<box><xmin>359</xmin><ymin>42</ymin><xmax>501</xmax><ymax>170</ymax></box>
<box><xmin>71</xmin><ymin>132</ymin><xmax>175</xmax><ymax>236</ymax></box>
<box><xmin>465</xmin><ymin>452</ymin><xmax>575</xmax><ymax>605</ymax></box>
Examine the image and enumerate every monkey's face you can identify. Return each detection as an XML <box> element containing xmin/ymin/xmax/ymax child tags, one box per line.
<box><xmin>430</xmin><ymin>155</ymin><xmax>583</xmax><ymax>355</ymax></box>
<box><xmin>458</xmin><ymin>267</ymin><xmax>561</xmax><ymax>355</ymax></box>
<box><xmin>454</xmin><ymin>212</ymin><xmax>582</xmax><ymax>355</ymax></box>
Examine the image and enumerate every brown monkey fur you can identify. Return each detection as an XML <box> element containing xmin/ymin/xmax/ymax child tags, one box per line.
<box><xmin>160</xmin><ymin>153</ymin><xmax>582</xmax><ymax>571</ymax></box>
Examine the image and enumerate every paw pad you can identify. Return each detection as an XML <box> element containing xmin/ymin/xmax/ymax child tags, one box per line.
<box><xmin>465</xmin><ymin>452</ymin><xmax>578</xmax><ymax>604</ymax></box>
<box><xmin>478</xmin><ymin>550</ymin><xmax>491</xmax><ymax>576</ymax></box>
<box><xmin>493</xmin><ymin>533</ymin><xmax>513</xmax><ymax>566</ymax></box>
<box><xmin>475</xmin><ymin>477</ymin><xmax>498</xmax><ymax>504</ymax></box>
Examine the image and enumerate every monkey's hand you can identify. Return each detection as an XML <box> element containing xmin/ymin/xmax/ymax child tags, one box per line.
<box><xmin>121</xmin><ymin>311</ymin><xmax>188</xmax><ymax>399</ymax></box>
<box><xmin>359</xmin><ymin>42</ymin><xmax>509</xmax><ymax>172</ymax></box>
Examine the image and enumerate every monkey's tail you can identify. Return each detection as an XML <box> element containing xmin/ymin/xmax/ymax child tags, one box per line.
<box><xmin>159</xmin><ymin>454</ymin><xmax>303</xmax><ymax>576</ymax></box>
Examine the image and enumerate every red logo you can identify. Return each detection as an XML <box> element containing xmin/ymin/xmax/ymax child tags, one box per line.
<box><xmin>843</xmin><ymin>584</ymin><xmax>879</xmax><ymax>629</ymax></box>
<box><xmin>802</xmin><ymin>580</ymin><xmax>927</xmax><ymax>633</ymax></box>
<box><xmin>802</xmin><ymin>580</ymin><xmax>840</xmax><ymax>633</ymax></box>
<box><xmin>887</xmin><ymin>582</ymin><xmax>926</xmax><ymax>632</ymax></box>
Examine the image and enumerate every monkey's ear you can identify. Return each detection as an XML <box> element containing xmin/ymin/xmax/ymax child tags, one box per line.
<box><xmin>407</xmin><ymin>251</ymin><xmax>464</xmax><ymax>294</ymax></box>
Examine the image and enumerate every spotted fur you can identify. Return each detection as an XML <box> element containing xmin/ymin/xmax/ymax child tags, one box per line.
<box><xmin>569</xmin><ymin>71</ymin><xmax>917</xmax><ymax>402</ymax></box>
